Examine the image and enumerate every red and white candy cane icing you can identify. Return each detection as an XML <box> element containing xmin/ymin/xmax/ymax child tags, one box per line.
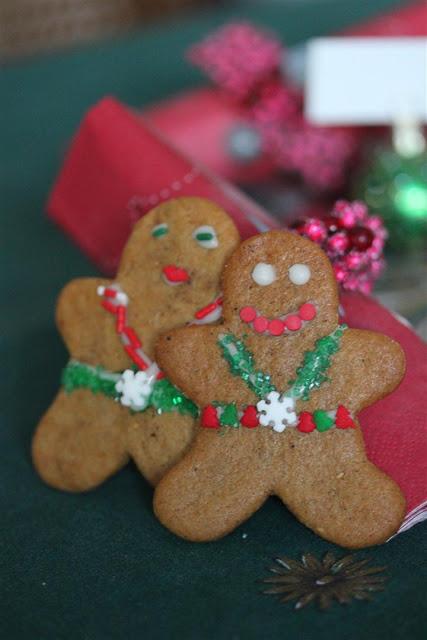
<box><xmin>98</xmin><ymin>284</ymin><xmax>224</xmax><ymax>364</ymax></box>
<box><xmin>97</xmin><ymin>284</ymin><xmax>162</xmax><ymax>378</ymax></box>
<box><xmin>239</xmin><ymin>302</ymin><xmax>317</xmax><ymax>336</ymax></box>
<box><xmin>192</xmin><ymin>296</ymin><xmax>223</xmax><ymax>325</ymax></box>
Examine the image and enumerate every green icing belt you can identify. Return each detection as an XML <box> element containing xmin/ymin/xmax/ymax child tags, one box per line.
<box><xmin>61</xmin><ymin>360</ymin><xmax>198</xmax><ymax>418</ymax></box>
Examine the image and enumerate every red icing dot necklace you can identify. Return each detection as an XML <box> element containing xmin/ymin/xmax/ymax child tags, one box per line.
<box><xmin>239</xmin><ymin>302</ymin><xmax>317</xmax><ymax>336</ymax></box>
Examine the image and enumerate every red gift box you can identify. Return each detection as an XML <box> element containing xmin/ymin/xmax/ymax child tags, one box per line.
<box><xmin>48</xmin><ymin>97</ymin><xmax>279</xmax><ymax>275</ymax></box>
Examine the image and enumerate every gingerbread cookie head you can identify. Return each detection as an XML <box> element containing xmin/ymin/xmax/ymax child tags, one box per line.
<box><xmin>118</xmin><ymin>197</ymin><xmax>240</xmax><ymax>339</ymax></box>
<box><xmin>59</xmin><ymin>197</ymin><xmax>240</xmax><ymax>370</ymax></box>
<box><xmin>222</xmin><ymin>230</ymin><xmax>339</xmax><ymax>345</ymax></box>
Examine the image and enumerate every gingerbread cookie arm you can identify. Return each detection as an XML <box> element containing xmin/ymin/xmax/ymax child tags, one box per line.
<box><xmin>156</xmin><ymin>325</ymin><xmax>254</xmax><ymax>406</ymax></box>
<box><xmin>305</xmin><ymin>329</ymin><xmax>406</xmax><ymax>414</ymax></box>
<box><xmin>56</xmin><ymin>278</ymin><xmax>112</xmax><ymax>366</ymax></box>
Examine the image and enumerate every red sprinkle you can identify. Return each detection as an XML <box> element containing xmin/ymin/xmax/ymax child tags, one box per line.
<box><xmin>195</xmin><ymin>302</ymin><xmax>217</xmax><ymax>319</ymax></box>
<box><xmin>285</xmin><ymin>315</ymin><xmax>301</xmax><ymax>331</ymax></box>
<box><xmin>156</xmin><ymin>371</ymin><xmax>166</xmax><ymax>380</ymax></box>
<box><xmin>103</xmin><ymin>288</ymin><xmax>117</xmax><ymax>298</ymax></box>
<box><xmin>201</xmin><ymin>405</ymin><xmax>220</xmax><ymax>428</ymax></box>
<box><xmin>298</xmin><ymin>303</ymin><xmax>317</xmax><ymax>321</ymax></box>
<box><xmin>335</xmin><ymin>405</ymin><xmax>356</xmax><ymax>429</ymax></box>
<box><xmin>116</xmin><ymin>305</ymin><xmax>126</xmax><ymax>332</ymax></box>
<box><xmin>240</xmin><ymin>405</ymin><xmax>259</xmax><ymax>428</ymax></box>
<box><xmin>297</xmin><ymin>412</ymin><xmax>316</xmax><ymax>433</ymax></box>
<box><xmin>101</xmin><ymin>299</ymin><xmax>117</xmax><ymax>314</ymax></box>
<box><xmin>123</xmin><ymin>326</ymin><xmax>141</xmax><ymax>348</ymax></box>
<box><xmin>125</xmin><ymin>346</ymin><xmax>148</xmax><ymax>371</ymax></box>
<box><xmin>268</xmin><ymin>318</ymin><xmax>285</xmax><ymax>336</ymax></box>
<box><xmin>253</xmin><ymin>316</ymin><xmax>269</xmax><ymax>333</ymax></box>
<box><xmin>240</xmin><ymin>306</ymin><xmax>257</xmax><ymax>323</ymax></box>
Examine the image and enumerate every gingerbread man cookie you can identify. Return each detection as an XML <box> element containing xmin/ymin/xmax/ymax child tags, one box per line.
<box><xmin>154</xmin><ymin>230</ymin><xmax>406</xmax><ymax>548</ymax></box>
<box><xmin>32</xmin><ymin>197</ymin><xmax>239</xmax><ymax>490</ymax></box>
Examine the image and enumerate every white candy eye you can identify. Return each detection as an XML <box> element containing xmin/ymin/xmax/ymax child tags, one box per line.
<box><xmin>289</xmin><ymin>263</ymin><xmax>311</xmax><ymax>285</ymax></box>
<box><xmin>252</xmin><ymin>262</ymin><xmax>277</xmax><ymax>286</ymax></box>
<box><xmin>193</xmin><ymin>225</ymin><xmax>218</xmax><ymax>249</ymax></box>
<box><xmin>151</xmin><ymin>223</ymin><xmax>169</xmax><ymax>238</ymax></box>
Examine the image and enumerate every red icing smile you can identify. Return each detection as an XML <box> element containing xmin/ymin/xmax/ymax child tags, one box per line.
<box><xmin>162</xmin><ymin>264</ymin><xmax>190</xmax><ymax>285</ymax></box>
<box><xmin>239</xmin><ymin>303</ymin><xmax>317</xmax><ymax>336</ymax></box>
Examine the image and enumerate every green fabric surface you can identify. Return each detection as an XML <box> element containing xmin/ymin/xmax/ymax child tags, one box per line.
<box><xmin>1</xmin><ymin>1</ymin><xmax>426</xmax><ymax>638</ymax></box>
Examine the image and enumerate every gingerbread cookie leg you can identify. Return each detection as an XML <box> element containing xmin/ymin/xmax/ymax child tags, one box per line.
<box><xmin>32</xmin><ymin>390</ymin><xmax>128</xmax><ymax>492</ymax></box>
<box><xmin>126</xmin><ymin>410</ymin><xmax>197</xmax><ymax>486</ymax></box>
<box><xmin>273</xmin><ymin>428</ymin><xmax>406</xmax><ymax>548</ymax></box>
<box><xmin>154</xmin><ymin>429</ymin><xmax>270</xmax><ymax>541</ymax></box>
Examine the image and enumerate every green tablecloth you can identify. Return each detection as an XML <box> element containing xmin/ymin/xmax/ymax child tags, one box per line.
<box><xmin>1</xmin><ymin>1</ymin><xmax>426</xmax><ymax>638</ymax></box>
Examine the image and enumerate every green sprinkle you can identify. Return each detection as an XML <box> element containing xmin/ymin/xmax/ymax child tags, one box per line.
<box><xmin>62</xmin><ymin>361</ymin><xmax>119</xmax><ymax>398</ymax></box>
<box><xmin>150</xmin><ymin>377</ymin><xmax>198</xmax><ymax>418</ymax></box>
<box><xmin>290</xmin><ymin>325</ymin><xmax>347</xmax><ymax>401</ymax></box>
<box><xmin>217</xmin><ymin>333</ymin><xmax>276</xmax><ymax>398</ymax></box>
<box><xmin>152</xmin><ymin>223</ymin><xmax>169</xmax><ymax>238</ymax></box>
<box><xmin>220</xmin><ymin>403</ymin><xmax>239</xmax><ymax>427</ymax></box>
<box><xmin>196</xmin><ymin>232</ymin><xmax>214</xmax><ymax>241</ymax></box>
<box><xmin>313</xmin><ymin>410</ymin><xmax>334</xmax><ymax>432</ymax></box>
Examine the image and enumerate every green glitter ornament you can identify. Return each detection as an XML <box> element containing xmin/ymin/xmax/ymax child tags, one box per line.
<box><xmin>354</xmin><ymin>145</ymin><xmax>427</xmax><ymax>252</ymax></box>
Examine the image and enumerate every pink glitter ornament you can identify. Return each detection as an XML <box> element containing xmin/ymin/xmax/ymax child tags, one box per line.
<box><xmin>302</xmin><ymin>218</ymin><xmax>327</xmax><ymax>243</ymax></box>
<box><xmin>187</xmin><ymin>23</ymin><xmax>282</xmax><ymax>101</ymax></box>
<box><xmin>291</xmin><ymin>200</ymin><xmax>387</xmax><ymax>294</ymax></box>
<box><xmin>327</xmin><ymin>232</ymin><xmax>350</xmax><ymax>255</ymax></box>
<box><xmin>188</xmin><ymin>22</ymin><xmax>359</xmax><ymax>192</ymax></box>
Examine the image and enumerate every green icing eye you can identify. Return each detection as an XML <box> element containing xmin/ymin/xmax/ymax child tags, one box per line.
<box><xmin>193</xmin><ymin>225</ymin><xmax>218</xmax><ymax>249</ymax></box>
<box><xmin>152</xmin><ymin>223</ymin><xmax>169</xmax><ymax>238</ymax></box>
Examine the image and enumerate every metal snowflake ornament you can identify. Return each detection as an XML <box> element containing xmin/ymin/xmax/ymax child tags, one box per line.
<box><xmin>262</xmin><ymin>552</ymin><xmax>387</xmax><ymax>610</ymax></box>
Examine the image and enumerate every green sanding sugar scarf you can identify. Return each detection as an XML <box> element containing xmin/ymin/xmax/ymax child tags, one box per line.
<box><xmin>218</xmin><ymin>324</ymin><xmax>347</xmax><ymax>401</ymax></box>
<box><xmin>61</xmin><ymin>360</ymin><xmax>198</xmax><ymax>418</ymax></box>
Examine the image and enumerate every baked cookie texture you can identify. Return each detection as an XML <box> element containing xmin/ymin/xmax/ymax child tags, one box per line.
<box><xmin>154</xmin><ymin>230</ymin><xmax>406</xmax><ymax>548</ymax></box>
<box><xmin>32</xmin><ymin>197</ymin><xmax>240</xmax><ymax>490</ymax></box>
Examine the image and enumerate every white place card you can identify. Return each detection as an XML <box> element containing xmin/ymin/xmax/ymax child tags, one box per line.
<box><xmin>305</xmin><ymin>37</ymin><xmax>427</xmax><ymax>125</ymax></box>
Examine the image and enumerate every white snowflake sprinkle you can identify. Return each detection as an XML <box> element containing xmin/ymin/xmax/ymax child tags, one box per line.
<box><xmin>115</xmin><ymin>369</ymin><xmax>155</xmax><ymax>411</ymax></box>
<box><xmin>257</xmin><ymin>392</ymin><xmax>297</xmax><ymax>432</ymax></box>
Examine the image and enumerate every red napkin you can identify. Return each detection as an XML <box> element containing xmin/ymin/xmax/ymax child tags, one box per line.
<box><xmin>48</xmin><ymin>97</ymin><xmax>279</xmax><ymax>274</ymax></box>
<box><xmin>341</xmin><ymin>292</ymin><xmax>427</xmax><ymax>534</ymax></box>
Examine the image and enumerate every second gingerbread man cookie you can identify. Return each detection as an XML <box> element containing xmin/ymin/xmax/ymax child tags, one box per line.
<box><xmin>32</xmin><ymin>197</ymin><xmax>239</xmax><ymax>490</ymax></box>
<box><xmin>154</xmin><ymin>230</ymin><xmax>406</xmax><ymax>548</ymax></box>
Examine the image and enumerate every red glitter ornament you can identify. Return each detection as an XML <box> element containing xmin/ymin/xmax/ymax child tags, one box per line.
<box><xmin>292</xmin><ymin>200</ymin><xmax>387</xmax><ymax>294</ymax></box>
<box><xmin>348</xmin><ymin>226</ymin><xmax>374</xmax><ymax>251</ymax></box>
